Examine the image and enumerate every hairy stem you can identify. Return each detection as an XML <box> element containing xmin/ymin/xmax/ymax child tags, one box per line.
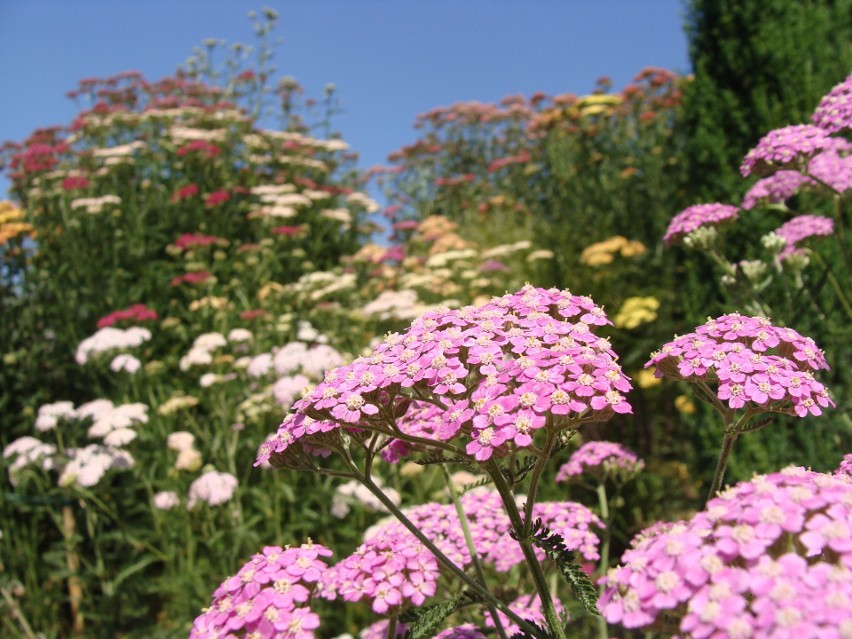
<box><xmin>706</xmin><ymin>431</ymin><xmax>738</xmax><ymax>505</ymax></box>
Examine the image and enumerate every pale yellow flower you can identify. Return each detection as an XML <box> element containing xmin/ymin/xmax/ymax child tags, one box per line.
<box><xmin>633</xmin><ymin>368</ymin><xmax>662</xmax><ymax>389</ymax></box>
<box><xmin>674</xmin><ymin>395</ymin><xmax>696</xmax><ymax>415</ymax></box>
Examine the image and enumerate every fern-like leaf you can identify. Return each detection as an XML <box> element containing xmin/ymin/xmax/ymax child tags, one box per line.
<box><xmin>513</xmin><ymin>519</ymin><xmax>601</xmax><ymax>616</ymax></box>
<box><xmin>401</xmin><ymin>592</ymin><xmax>464</xmax><ymax>639</ymax></box>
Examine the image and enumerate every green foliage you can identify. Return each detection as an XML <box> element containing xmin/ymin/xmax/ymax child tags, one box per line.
<box><xmin>514</xmin><ymin>519</ymin><xmax>600</xmax><ymax>617</ymax></box>
<box><xmin>682</xmin><ymin>0</ymin><xmax>852</xmax><ymax>201</ymax></box>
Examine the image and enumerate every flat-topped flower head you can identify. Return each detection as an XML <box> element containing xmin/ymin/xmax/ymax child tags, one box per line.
<box><xmin>258</xmin><ymin>286</ymin><xmax>631</xmax><ymax>469</ymax></box>
<box><xmin>773</xmin><ymin>214</ymin><xmax>835</xmax><ymax>260</ymax></box>
<box><xmin>367</xmin><ymin>489</ymin><xmax>602</xmax><ymax>574</ymax></box>
<box><xmin>556</xmin><ymin>441</ymin><xmax>644</xmax><ymax>483</ymax></box>
<box><xmin>318</xmin><ymin>529</ymin><xmax>439</xmax><ymax>614</ymax></box>
<box><xmin>741</xmin><ymin>171</ymin><xmax>815</xmax><ymax>210</ymax></box>
<box><xmin>647</xmin><ymin>314</ymin><xmax>833</xmax><ymax>417</ymax></box>
<box><xmin>740</xmin><ymin>124</ymin><xmax>850</xmax><ymax>177</ymax></box>
<box><xmin>599</xmin><ymin>468</ymin><xmax>852</xmax><ymax>637</ymax></box>
<box><xmin>190</xmin><ymin>541</ymin><xmax>332</xmax><ymax>639</ymax></box>
<box><xmin>663</xmin><ymin>203</ymin><xmax>739</xmax><ymax>246</ymax></box>
<box><xmin>812</xmin><ymin>74</ymin><xmax>852</xmax><ymax>134</ymax></box>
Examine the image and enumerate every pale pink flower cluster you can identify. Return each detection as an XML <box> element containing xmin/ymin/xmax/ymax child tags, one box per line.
<box><xmin>599</xmin><ymin>468</ymin><xmax>852</xmax><ymax>637</ymax></box>
<box><xmin>110</xmin><ymin>353</ymin><xmax>142</xmax><ymax>374</ymax></box>
<box><xmin>648</xmin><ymin>313</ymin><xmax>833</xmax><ymax>417</ymax></box>
<box><xmin>812</xmin><ymin>74</ymin><xmax>852</xmax><ymax>133</ymax></box>
<box><xmin>740</xmin><ymin>124</ymin><xmax>849</xmax><ymax>177</ymax></box>
<box><xmin>75</xmin><ymin>326</ymin><xmax>151</xmax><ymax>365</ymax></box>
<box><xmin>837</xmin><ymin>454</ymin><xmax>852</xmax><ymax>476</ymax></box>
<box><xmin>190</xmin><ymin>542</ymin><xmax>332</xmax><ymax>639</ymax></box>
<box><xmin>433</xmin><ymin>624</ymin><xmax>487</xmax><ymax>639</ymax></box>
<box><xmin>318</xmin><ymin>529</ymin><xmax>439</xmax><ymax>614</ymax></box>
<box><xmin>3</xmin><ymin>436</ymin><xmax>57</xmax><ymax>482</ymax></box>
<box><xmin>35</xmin><ymin>401</ymin><xmax>76</xmax><ymax>431</ymax></box>
<box><xmin>484</xmin><ymin>593</ymin><xmax>564</xmax><ymax>637</ymax></box>
<box><xmin>330</xmin><ymin>478</ymin><xmax>400</xmax><ymax>519</ymax></box>
<box><xmin>556</xmin><ymin>441</ymin><xmax>644</xmax><ymax>482</ymax></box>
<box><xmin>153</xmin><ymin>490</ymin><xmax>180</xmax><ymax>510</ymax></box>
<box><xmin>663</xmin><ymin>204</ymin><xmax>739</xmax><ymax>245</ymax></box>
<box><xmin>258</xmin><ymin>286</ymin><xmax>632</xmax><ymax>468</ymax></box>
<box><xmin>369</xmin><ymin>489</ymin><xmax>602</xmax><ymax>571</ymax></box>
<box><xmin>187</xmin><ymin>471</ymin><xmax>239</xmax><ymax>508</ymax></box>
<box><xmin>272</xmin><ymin>374</ymin><xmax>310</xmax><ymax>408</ymax></box>
<box><xmin>773</xmin><ymin>214</ymin><xmax>835</xmax><ymax>260</ymax></box>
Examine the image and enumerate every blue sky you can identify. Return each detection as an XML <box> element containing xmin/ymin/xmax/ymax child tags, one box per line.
<box><xmin>0</xmin><ymin>1</ymin><xmax>690</xmax><ymax>197</ymax></box>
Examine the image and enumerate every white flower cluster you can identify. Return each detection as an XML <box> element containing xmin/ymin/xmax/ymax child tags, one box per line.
<box><xmin>331</xmin><ymin>478</ymin><xmax>400</xmax><ymax>519</ymax></box>
<box><xmin>76</xmin><ymin>326</ymin><xmax>151</xmax><ymax>364</ymax></box>
<box><xmin>179</xmin><ymin>332</ymin><xmax>227</xmax><ymax>371</ymax></box>
<box><xmin>70</xmin><ymin>194</ymin><xmax>122</xmax><ymax>214</ymax></box>
<box><xmin>187</xmin><ymin>471</ymin><xmax>238</xmax><ymax>508</ymax></box>
<box><xmin>58</xmin><ymin>445</ymin><xmax>135</xmax><ymax>488</ymax></box>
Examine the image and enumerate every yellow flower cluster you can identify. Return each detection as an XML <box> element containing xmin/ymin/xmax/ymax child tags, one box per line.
<box><xmin>613</xmin><ymin>296</ymin><xmax>660</xmax><ymax>330</ymax></box>
<box><xmin>0</xmin><ymin>201</ymin><xmax>35</xmax><ymax>244</ymax></box>
<box><xmin>575</xmin><ymin>93</ymin><xmax>623</xmax><ymax>118</ymax></box>
<box><xmin>580</xmin><ymin>235</ymin><xmax>646</xmax><ymax>266</ymax></box>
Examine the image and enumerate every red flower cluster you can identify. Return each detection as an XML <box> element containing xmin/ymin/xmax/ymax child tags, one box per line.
<box><xmin>171</xmin><ymin>183</ymin><xmax>199</xmax><ymax>203</ymax></box>
<box><xmin>61</xmin><ymin>176</ymin><xmax>89</xmax><ymax>191</ymax></box>
<box><xmin>204</xmin><ymin>190</ymin><xmax>230</xmax><ymax>207</ymax></box>
<box><xmin>177</xmin><ymin>140</ymin><xmax>221</xmax><ymax>159</ymax></box>
<box><xmin>96</xmin><ymin>303</ymin><xmax>158</xmax><ymax>328</ymax></box>
<box><xmin>169</xmin><ymin>271</ymin><xmax>213</xmax><ymax>287</ymax></box>
<box><xmin>173</xmin><ymin>233</ymin><xmax>225</xmax><ymax>250</ymax></box>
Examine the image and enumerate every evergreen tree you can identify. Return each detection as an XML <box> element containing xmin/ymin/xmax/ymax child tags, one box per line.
<box><xmin>682</xmin><ymin>0</ymin><xmax>852</xmax><ymax>201</ymax></box>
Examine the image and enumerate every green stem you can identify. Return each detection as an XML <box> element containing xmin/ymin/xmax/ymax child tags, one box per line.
<box><xmin>488</xmin><ymin>458</ymin><xmax>567</xmax><ymax>639</ymax></box>
<box><xmin>356</xmin><ymin>470</ymin><xmax>546</xmax><ymax>639</ymax></box>
<box><xmin>595</xmin><ymin>483</ymin><xmax>611</xmax><ymax>639</ymax></box>
<box><xmin>706</xmin><ymin>431</ymin><xmax>738</xmax><ymax>505</ymax></box>
<box><xmin>440</xmin><ymin>465</ymin><xmax>507</xmax><ymax>639</ymax></box>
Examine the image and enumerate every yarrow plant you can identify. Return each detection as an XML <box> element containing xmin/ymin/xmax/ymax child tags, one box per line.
<box><xmin>599</xmin><ymin>466</ymin><xmax>852</xmax><ymax>638</ymax></box>
<box><xmin>250</xmin><ymin>285</ymin><xmax>632</xmax><ymax>639</ymax></box>
<box><xmin>647</xmin><ymin>312</ymin><xmax>834</xmax><ymax>500</ymax></box>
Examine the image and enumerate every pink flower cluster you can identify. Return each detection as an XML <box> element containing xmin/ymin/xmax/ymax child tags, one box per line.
<box><xmin>599</xmin><ymin>468</ymin><xmax>852</xmax><ymax>637</ymax></box>
<box><xmin>773</xmin><ymin>214</ymin><xmax>835</xmax><ymax>260</ymax></box>
<box><xmin>318</xmin><ymin>529</ymin><xmax>439</xmax><ymax>614</ymax></box>
<box><xmin>484</xmin><ymin>593</ymin><xmax>564</xmax><ymax>637</ymax></box>
<box><xmin>556</xmin><ymin>441</ymin><xmax>644</xmax><ymax>482</ymax></box>
<box><xmin>190</xmin><ymin>542</ymin><xmax>332</xmax><ymax>639</ymax></box>
<box><xmin>663</xmin><ymin>203</ymin><xmax>739</xmax><ymax>245</ymax></box>
<box><xmin>811</xmin><ymin>74</ymin><xmax>852</xmax><ymax>134</ymax></box>
<box><xmin>96</xmin><ymin>303</ymin><xmax>158</xmax><ymax>328</ymax></box>
<box><xmin>258</xmin><ymin>286</ymin><xmax>632</xmax><ymax>468</ymax></box>
<box><xmin>808</xmin><ymin>147</ymin><xmax>852</xmax><ymax>193</ymax></box>
<box><xmin>370</xmin><ymin>489</ymin><xmax>602</xmax><ymax>572</ymax></box>
<box><xmin>647</xmin><ymin>313</ymin><xmax>833</xmax><ymax>417</ymax></box>
<box><xmin>741</xmin><ymin>170</ymin><xmax>814</xmax><ymax>210</ymax></box>
<box><xmin>739</xmin><ymin>124</ymin><xmax>849</xmax><ymax>177</ymax></box>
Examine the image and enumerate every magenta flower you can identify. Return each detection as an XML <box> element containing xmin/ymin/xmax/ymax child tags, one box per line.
<box><xmin>190</xmin><ymin>541</ymin><xmax>332</xmax><ymax>639</ymax></box>
<box><xmin>663</xmin><ymin>203</ymin><xmax>739</xmax><ymax>245</ymax></box>
<box><xmin>599</xmin><ymin>468</ymin><xmax>852</xmax><ymax>637</ymax></box>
